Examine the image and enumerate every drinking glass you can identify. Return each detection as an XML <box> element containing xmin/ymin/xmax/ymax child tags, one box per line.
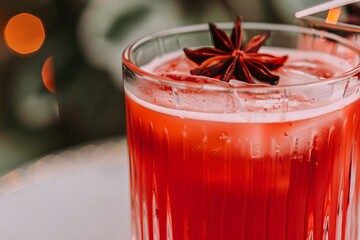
<box><xmin>122</xmin><ymin>22</ymin><xmax>360</xmax><ymax>240</ymax></box>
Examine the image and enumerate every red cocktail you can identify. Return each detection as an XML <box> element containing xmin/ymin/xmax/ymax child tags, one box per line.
<box><xmin>122</xmin><ymin>22</ymin><xmax>360</xmax><ymax>240</ymax></box>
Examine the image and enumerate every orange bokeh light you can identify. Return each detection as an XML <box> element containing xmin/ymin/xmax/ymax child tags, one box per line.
<box><xmin>4</xmin><ymin>13</ymin><xmax>45</xmax><ymax>55</ymax></box>
<box><xmin>42</xmin><ymin>56</ymin><xmax>55</xmax><ymax>94</ymax></box>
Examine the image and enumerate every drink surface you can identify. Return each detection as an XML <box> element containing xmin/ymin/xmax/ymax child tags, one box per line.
<box><xmin>134</xmin><ymin>48</ymin><xmax>358</xmax><ymax>123</ymax></box>
<box><xmin>125</xmin><ymin>48</ymin><xmax>360</xmax><ymax>240</ymax></box>
<box><xmin>145</xmin><ymin>47</ymin><xmax>352</xmax><ymax>86</ymax></box>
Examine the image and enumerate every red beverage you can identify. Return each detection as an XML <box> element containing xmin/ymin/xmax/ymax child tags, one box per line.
<box><xmin>122</xmin><ymin>23</ymin><xmax>360</xmax><ymax>240</ymax></box>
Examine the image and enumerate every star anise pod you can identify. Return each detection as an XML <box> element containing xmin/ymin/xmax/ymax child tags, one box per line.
<box><xmin>183</xmin><ymin>17</ymin><xmax>288</xmax><ymax>85</ymax></box>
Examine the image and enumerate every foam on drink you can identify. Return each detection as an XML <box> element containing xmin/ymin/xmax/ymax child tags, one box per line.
<box><xmin>125</xmin><ymin>47</ymin><xmax>360</xmax><ymax>123</ymax></box>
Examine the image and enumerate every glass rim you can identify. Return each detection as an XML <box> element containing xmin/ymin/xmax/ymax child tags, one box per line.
<box><xmin>122</xmin><ymin>22</ymin><xmax>360</xmax><ymax>92</ymax></box>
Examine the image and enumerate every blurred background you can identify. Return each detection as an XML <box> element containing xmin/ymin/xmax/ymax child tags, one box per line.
<box><xmin>0</xmin><ymin>0</ymin><xmax>325</xmax><ymax>175</ymax></box>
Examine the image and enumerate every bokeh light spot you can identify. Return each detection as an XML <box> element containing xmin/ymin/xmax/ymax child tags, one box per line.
<box><xmin>4</xmin><ymin>13</ymin><xmax>45</xmax><ymax>55</ymax></box>
<box><xmin>42</xmin><ymin>56</ymin><xmax>55</xmax><ymax>93</ymax></box>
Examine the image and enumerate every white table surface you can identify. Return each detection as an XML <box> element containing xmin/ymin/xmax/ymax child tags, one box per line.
<box><xmin>0</xmin><ymin>137</ymin><xmax>131</xmax><ymax>240</ymax></box>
